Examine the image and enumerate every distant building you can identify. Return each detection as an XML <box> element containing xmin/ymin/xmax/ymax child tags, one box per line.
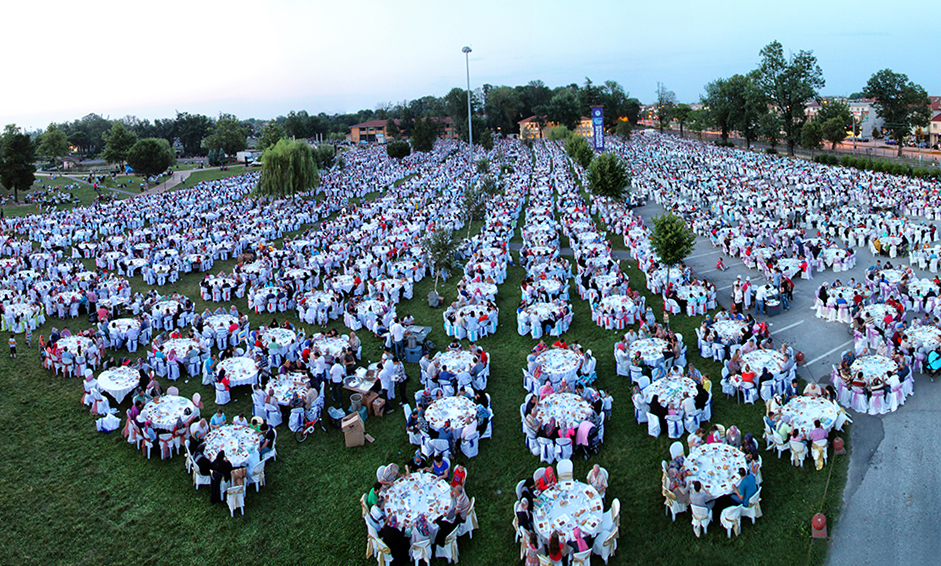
<box><xmin>518</xmin><ymin>116</ymin><xmax>592</xmax><ymax>139</ymax></box>
<box><xmin>348</xmin><ymin>117</ymin><xmax>455</xmax><ymax>144</ymax></box>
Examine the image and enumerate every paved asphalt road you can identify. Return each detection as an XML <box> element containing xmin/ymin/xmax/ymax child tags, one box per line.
<box><xmin>626</xmin><ymin>199</ymin><xmax>941</xmax><ymax>566</ymax></box>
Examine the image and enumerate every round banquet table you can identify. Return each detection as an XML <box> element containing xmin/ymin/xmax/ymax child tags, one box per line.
<box><xmin>676</xmin><ymin>285</ymin><xmax>707</xmax><ymax>302</ymax></box>
<box><xmin>16</xmin><ymin>270</ymin><xmax>41</xmax><ymax>280</ymax></box>
<box><xmin>650</xmin><ymin>267</ymin><xmax>684</xmax><ymax>289</ymax></box>
<box><xmin>535</xmin><ymin>392</ymin><xmax>592</xmax><ymax>430</ymax></box>
<box><xmin>777</xmin><ymin>258</ymin><xmax>803</xmax><ymax>277</ymax></box>
<box><xmin>97</xmin><ymin>295</ymin><xmax>128</xmax><ymax>310</ymax></box>
<box><xmin>858</xmin><ymin>304</ymin><xmax>895</xmax><ymax>327</ymax></box>
<box><xmin>465</xmin><ymin>281</ymin><xmax>497</xmax><ymax>299</ymax></box>
<box><xmin>159</xmin><ymin>338</ymin><xmax>202</xmax><ymax>358</ymax></box>
<box><xmin>598</xmin><ymin>294</ymin><xmax>634</xmax><ymax>314</ymax></box>
<box><xmin>820</xmin><ymin>248</ymin><xmax>847</xmax><ymax>265</ymax></box>
<box><xmin>259</xmin><ymin>327</ymin><xmax>296</xmax><ymax>349</ymax></box>
<box><xmin>151</xmin><ymin>300</ymin><xmax>181</xmax><ymax>317</ymax></box>
<box><xmin>909</xmin><ymin>279</ymin><xmax>939</xmax><ymax>298</ymax></box>
<box><xmin>203</xmin><ymin>314</ymin><xmax>238</xmax><ymax>332</ymax></box>
<box><xmin>524</xmin><ymin>302</ymin><xmax>556</xmax><ymax>322</ymax></box>
<box><xmin>713</xmin><ymin>320</ymin><xmax>747</xmax><ymax>344</ymax></box>
<box><xmin>310</xmin><ymin>336</ymin><xmax>350</xmax><ymax>357</ymax></box>
<box><xmin>880</xmin><ymin>269</ymin><xmax>904</xmax><ymax>285</ymax></box>
<box><xmin>644</xmin><ymin>376</ymin><xmax>697</xmax><ymax>410</ymax></box>
<box><xmin>850</xmin><ymin>355</ymin><xmax>897</xmax><ymax>387</ymax></box>
<box><xmin>109</xmin><ymin>318</ymin><xmax>140</xmax><ymax>334</ymax></box>
<box><xmin>533</xmin><ymin>480</ymin><xmax>604</xmax><ymax>541</ymax></box>
<box><xmin>535</xmin><ymin>349</ymin><xmax>582</xmax><ymax>383</ymax></box>
<box><xmin>217</xmin><ymin>356</ymin><xmax>259</xmax><ymax>387</ymax></box>
<box><xmin>57</xmin><ymin>335</ymin><xmax>94</xmax><ymax>354</ymax></box>
<box><xmin>269</xmin><ymin>372</ymin><xmax>311</xmax><ymax>406</ymax></box>
<box><xmin>629</xmin><ymin>338</ymin><xmax>667</xmax><ymax>367</ymax></box>
<box><xmin>51</xmin><ymin>290</ymin><xmax>83</xmax><ymax>304</ymax></box>
<box><xmin>684</xmin><ymin>443</ymin><xmax>747</xmax><ymax>498</ymax></box>
<box><xmin>140</xmin><ymin>395</ymin><xmax>197</xmax><ymax>430</ymax></box>
<box><xmin>779</xmin><ymin>396</ymin><xmax>839</xmax><ymax>438</ymax></box>
<box><xmin>204</xmin><ymin>425</ymin><xmax>263</xmax><ymax>468</ymax></box>
<box><xmin>356</xmin><ymin>299</ymin><xmax>388</xmax><ymax>319</ymax></box>
<box><xmin>332</xmin><ymin>275</ymin><xmax>356</xmax><ymax>293</ymax></box>
<box><xmin>741</xmin><ymin>349</ymin><xmax>786</xmax><ymax>375</ymax></box>
<box><xmin>424</xmin><ymin>395</ymin><xmax>476</xmax><ymax>431</ymax></box>
<box><xmin>457</xmin><ymin>304</ymin><xmax>493</xmax><ymax>323</ymax></box>
<box><xmin>905</xmin><ymin>326</ymin><xmax>941</xmax><ymax>351</ymax></box>
<box><xmin>97</xmin><ymin>366</ymin><xmax>141</xmax><ymax>403</ymax></box>
<box><xmin>383</xmin><ymin>472</ymin><xmax>452</xmax><ymax>531</ymax></box>
<box><xmin>433</xmin><ymin>350</ymin><xmax>475</xmax><ymax>374</ymax></box>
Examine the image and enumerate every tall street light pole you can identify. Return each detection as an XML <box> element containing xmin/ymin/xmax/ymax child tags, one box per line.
<box><xmin>462</xmin><ymin>46</ymin><xmax>473</xmax><ymax>168</ymax></box>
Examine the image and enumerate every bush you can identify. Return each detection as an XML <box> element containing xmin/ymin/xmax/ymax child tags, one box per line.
<box><xmin>828</xmin><ymin>154</ymin><xmax>840</xmax><ymax>165</ymax></box>
<box><xmin>386</xmin><ymin>141</ymin><xmax>411</xmax><ymax>159</ymax></box>
<box><xmin>841</xmin><ymin>155</ymin><xmax>853</xmax><ymax>167</ymax></box>
<box><xmin>765</xmin><ymin>148</ymin><xmax>777</xmax><ymax>155</ymax></box>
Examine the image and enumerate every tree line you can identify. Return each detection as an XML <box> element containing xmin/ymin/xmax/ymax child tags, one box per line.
<box><xmin>674</xmin><ymin>40</ymin><xmax>932</xmax><ymax>158</ymax></box>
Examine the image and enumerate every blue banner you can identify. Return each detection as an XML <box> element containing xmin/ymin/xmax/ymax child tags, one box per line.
<box><xmin>591</xmin><ymin>106</ymin><xmax>605</xmax><ymax>151</ymax></box>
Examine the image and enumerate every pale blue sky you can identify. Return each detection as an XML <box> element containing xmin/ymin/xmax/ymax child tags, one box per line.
<box><xmin>3</xmin><ymin>0</ymin><xmax>935</xmax><ymax>130</ymax></box>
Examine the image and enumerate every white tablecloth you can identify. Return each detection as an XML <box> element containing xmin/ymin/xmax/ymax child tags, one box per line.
<box><xmin>850</xmin><ymin>355</ymin><xmax>897</xmax><ymax>387</ymax></box>
<box><xmin>905</xmin><ymin>326</ymin><xmax>941</xmax><ymax>351</ymax></box>
<box><xmin>204</xmin><ymin>425</ymin><xmax>263</xmax><ymax>468</ymax></box>
<box><xmin>535</xmin><ymin>392</ymin><xmax>592</xmax><ymax>430</ymax></box>
<box><xmin>57</xmin><ymin>335</ymin><xmax>93</xmax><ymax>354</ymax></box>
<box><xmin>433</xmin><ymin>350</ymin><xmax>475</xmax><ymax>374</ymax></box>
<box><xmin>533</xmin><ymin>480</ymin><xmax>604</xmax><ymax>540</ymax></box>
<box><xmin>140</xmin><ymin>395</ymin><xmax>196</xmax><ymax>430</ymax></box>
<box><xmin>713</xmin><ymin>320</ymin><xmax>746</xmax><ymax>344</ymax></box>
<box><xmin>269</xmin><ymin>372</ymin><xmax>311</xmax><ymax>406</ymax></box>
<box><xmin>159</xmin><ymin>338</ymin><xmax>201</xmax><ymax>358</ymax></box>
<box><xmin>109</xmin><ymin>318</ymin><xmax>140</xmax><ymax>334</ymax></box>
<box><xmin>629</xmin><ymin>338</ymin><xmax>667</xmax><ymax>366</ymax></box>
<box><xmin>383</xmin><ymin>472</ymin><xmax>451</xmax><ymax>531</ymax></box>
<box><xmin>644</xmin><ymin>376</ymin><xmax>697</xmax><ymax>410</ymax></box>
<box><xmin>218</xmin><ymin>356</ymin><xmax>259</xmax><ymax>387</ymax></box>
<box><xmin>310</xmin><ymin>336</ymin><xmax>350</xmax><ymax>357</ymax></box>
<box><xmin>98</xmin><ymin>366</ymin><xmax>140</xmax><ymax>403</ymax></box>
<box><xmin>684</xmin><ymin>443</ymin><xmax>747</xmax><ymax>498</ymax></box>
<box><xmin>535</xmin><ymin>349</ymin><xmax>581</xmax><ymax>383</ymax></box>
<box><xmin>425</xmin><ymin>395</ymin><xmax>476</xmax><ymax>431</ymax></box>
<box><xmin>779</xmin><ymin>396</ymin><xmax>839</xmax><ymax>438</ymax></box>
<box><xmin>741</xmin><ymin>349</ymin><xmax>786</xmax><ymax>375</ymax></box>
<box><xmin>259</xmin><ymin>327</ymin><xmax>296</xmax><ymax>349</ymax></box>
<box><xmin>203</xmin><ymin>314</ymin><xmax>238</xmax><ymax>332</ymax></box>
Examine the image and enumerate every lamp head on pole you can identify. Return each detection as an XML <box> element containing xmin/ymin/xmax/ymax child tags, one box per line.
<box><xmin>462</xmin><ymin>46</ymin><xmax>472</xmax><ymax>54</ymax></box>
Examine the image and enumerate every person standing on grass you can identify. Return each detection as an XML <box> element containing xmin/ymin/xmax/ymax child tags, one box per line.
<box><xmin>8</xmin><ymin>335</ymin><xmax>16</xmax><ymax>358</ymax></box>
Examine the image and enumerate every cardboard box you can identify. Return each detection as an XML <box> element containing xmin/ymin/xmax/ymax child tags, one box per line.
<box><xmin>372</xmin><ymin>398</ymin><xmax>386</xmax><ymax>418</ymax></box>
<box><xmin>362</xmin><ymin>391</ymin><xmax>379</xmax><ymax>415</ymax></box>
<box><xmin>341</xmin><ymin>413</ymin><xmax>365</xmax><ymax>447</ymax></box>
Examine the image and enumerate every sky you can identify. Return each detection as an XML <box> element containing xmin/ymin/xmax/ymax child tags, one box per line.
<box><xmin>3</xmin><ymin>0</ymin><xmax>936</xmax><ymax>131</ymax></box>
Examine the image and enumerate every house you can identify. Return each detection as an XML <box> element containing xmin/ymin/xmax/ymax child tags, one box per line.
<box><xmin>518</xmin><ymin>116</ymin><xmax>593</xmax><ymax>139</ymax></box>
<box><xmin>930</xmin><ymin>112</ymin><xmax>941</xmax><ymax>146</ymax></box>
<box><xmin>348</xmin><ymin>117</ymin><xmax>455</xmax><ymax>144</ymax></box>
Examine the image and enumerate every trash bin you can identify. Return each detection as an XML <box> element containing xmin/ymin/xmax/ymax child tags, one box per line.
<box><xmin>350</xmin><ymin>393</ymin><xmax>363</xmax><ymax>412</ymax></box>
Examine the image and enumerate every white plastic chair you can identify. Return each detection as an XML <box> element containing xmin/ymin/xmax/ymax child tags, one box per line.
<box><xmin>214</xmin><ymin>382</ymin><xmax>230</xmax><ymax>405</ymax></box>
<box><xmin>720</xmin><ymin>505</ymin><xmax>743</xmax><ymax>538</ymax></box>
<box><xmin>690</xmin><ymin>504</ymin><xmax>712</xmax><ymax>537</ymax></box>
<box><xmin>790</xmin><ymin>439</ymin><xmax>808</xmax><ymax>467</ymax></box>
<box><xmin>433</xmin><ymin>529</ymin><xmax>459</xmax><ymax>564</ymax></box>
<box><xmin>226</xmin><ymin>485</ymin><xmax>246</xmax><ymax>517</ymax></box>
<box><xmin>557</xmin><ymin>458</ymin><xmax>574</xmax><ymax>482</ymax></box>
<box><xmin>646</xmin><ymin>412</ymin><xmax>661</xmax><ymax>437</ymax></box>
<box><xmin>741</xmin><ymin>487</ymin><xmax>763</xmax><ymax>523</ymax></box>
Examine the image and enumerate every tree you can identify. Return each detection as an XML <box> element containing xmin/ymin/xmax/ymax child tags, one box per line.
<box><xmin>702</xmin><ymin>78</ymin><xmax>734</xmax><ymax>142</ymax></box>
<box><xmin>385</xmin><ymin>118</ymin><xmax>400</xmax><ymax>140</ymax></box>
<box><xmin>38</xmin><ymin>123</ymin><xmax>70</xmax><ymax>169</ymax></box>
<box><xmin>258</xmin><ymin>139</ymin><xmax>319</xmax><ymax>198</ymax></box>
<box><xmin>484</xmin><ymin>86</ymin><xmax>522</xmax><ymax>136</ymax></box>
<box><xmin>312</xmin><ymin>144</ymin><xmax>336</xmax><ymax>170</ymax></box>
<box><xmin>386</xmin><ymin>141</ymin><xmax>411</xmax><ymax>159</ymax></box>
<box><xmin>649</xmin><ymin>213</ymin><xmax>696</xmax><ymax>281</ymax></box>
<box><xmin>566</xmin><ymin>135</ymin><xmax>593</xmax><ymax>170</ymax></box>
<box><xmin>863</xmin><ymin>69</ymin><xmax>932</xmax><ymax>157</ymax></box>
<box><xmin>463</xmin><ymin>184</ymin><xmax>488</xmax><ymax>238</ymax></box>
<box><xmin>479</xmin><ymin>128</ymin><xmax>494</xmax><ymax>151</ymax></box>
<box><xmin>203</xmin><ymin>115</ymin><xmax>247</xmax><ymax>156</ymax></box>
<box><xmin>0</xmin><ymin>125</ymin><xmax>36</xmax><ymax>202</ymax></box>
<box><xmin>126</xmin><ymin>138</ymin><xmax>175</xmax><ymax>177</ymax></box>
<box><xmin>68</xmin><ymin>131</ymin><xmax>90</xmax><ymax>156</ymax></box>
<box><xmin>615</xmin><ymin>119</ymin><xmax>633</xmax><ymax>139</ymax></box>
<box><xmin>174</xmin><ymin>112</ymin><xmax>213</xmax><ymax>156</ymax></box>
<box><xmin>544</xmin><ymin>126</ymin><xmax>572</xmax><ymax>141</ymax></box>
<box><xmin>759</xmin><ymin>113</ymin><xmax>783</xmax><ymax>151</ymax></box>
<box><xmin>671</xmin><ymin>104</ymin><xmax>692</xmax><ymax>138</ymax></box>
<box><xmin>729</xmin><ymin>73</ymin><xmax>768</xmax><ymax>149</ymax></box>
<box><xmin>411</xmin><ymin>117</ymin><xmax>441</xmax><ymax>152</ymax></box>
<box><xmin>546</xmin><ymin>90</ymin><xmax>581</xmax><ymax>131</ymax></box>
<box><xmin>655</xmin><ymin>82</ymin><xmax>677</xmax><ymax>134</ymax></box>
<box><xmin>756</xmin><ymin>40</ymin><xmax>825</xmax><ymax>156</ymax></box>
<box><xmin>423</xmin><ymin>227</ymin><xmax>462</xmax><ymax>293</ymax></box>
<box><xmin>587</xmin><ymin>152</ymin><xmax>629</xmax><ymax>200</ymax></box>
<box><xmin>815</xmin><ymin>100</ymin><xmax>852</xmax><ymax>149</ymax></box>
<box><xmin>257</xmin><ymin>122</ymin><xmax>285</xmax><ymax>150</ymax></box>
<box><xmin>101</xmin><ymin>121</ymin><xmax>138</xmax><ymax>166</ymax></box>
<box><xmin>687</xmin><ymin>110</ymin><xmax>707</xmax><ymax>140</ymax></box>
<box><xmin>800</xmin><ymin>121</ymin><xmax>824</xmax><ymax>158</ymax></box>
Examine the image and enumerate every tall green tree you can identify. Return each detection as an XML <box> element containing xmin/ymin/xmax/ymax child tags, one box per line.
<box><xmin>484</xmin><ymin>86</ymin><xmax>522</xmax><ymax>136</ymax></box>
<box><xmin>257</xmin><ymin>122</ymin><xmax>285</xmax><ymax>150</ymax></box>
<box><xmin>815</xmin><ymin>100</ymin><xmax>852</xmax><ymax>149</ymax></box>
<box><xmin>479</xmin><ymin>128</ymin><xmax>494</xmax><ymax>151</ymax></box>
<box><xmin>174</xmin><ymin>112</ymin><xmax>213</xmax><ymax>156</ymax></box>
<box><xmin>423</xmin><ymin>227</ymin><xmax>461</xmax><ymax>293</ymax></box>
<box><xmin>38</xmin><ymin>123</ymin><xmax>70</xmax><ymax>169</ymax></box>
<box><xmin>615</xmin><ymin>119</ymin><xmax>633</xmax><ymax>139</ymax></box>
<box><xmin>203</xmin><ymin>115</ymin><xmax>247</xmax><ymax>156</ymax></box>
<box><xmin>655</xmin><ymin>82</ymin><xmax>677</xmax><ymax>134</ymax></box>
<box><xmin>0</xmin><ymin>125</ymin><xmax>36</xmax><ymax>202</ymax></box>
<box><xmin>385</xmin><ymin>118</ymin><xmax>400</xmax><ymax>140</ymax></box>
<box><xmin>411</xmin><ymin>117</ymin><xmax>441</xmax><ymax>152</ymax></box>
<box><xmin>649</xmin><ymin>213</ymin><xmax>696</xmax><ymax>280</ymax></box>
<box><xmin>126</xmin><ymin>138</ymin><xmax>176</xmax><ymax>177</ymax></box>
<box><xmin>68</xmin><ymin>131</ymin><xmax>90</xmax><ymax>156</ymax></box>
<box><xmin>566</xmin><ymin>135</ymin><xmax>593</xmax><ymax>170</ymax></box>
<box><xmin>386</xmin><ymin>141</ymin><xmax>411</xmax><ymax>159</ymax></box>
<box><xmin>258</xmin><ymin>138</ymin><xmax>319</xmax><ymax>198</ymax></box>
<box><xmin>863</xmin><ymin>69</ymin><xmax>931</xmax><ymax>157</ymax></box>
<box><xmin>671</xmin><ymin>104</ymin><xmax>693</xmax><ymax>138</ymax></box>
<box><xmin>756</xmin><ymin>40</ymin><xmax>825</xmax><ymax>156</ymax></box>
<box><xmin>702</xmin><ymin>78</ymin><xmax>734</xmax><ymax>142</ymax></box>
<box><xmin>101</xmin><ymin>121</ymin><xmax>138</xmax><ymax>166</ymax></box>
<box><xmin>759</xmin><ymin>112</ymin><xmax>783</xmax><ymax>151</ymax></box>
<box><xmin>730</xmin><ymin>73</ymin><xmax>768</xmax><ymax>149</ymax></box>
<box><xmin>586</xmin><ymin>152</ymin><xmax>629</xmax><ymax>200</ymax></box>
<box><xmin>800</xmin><ymin>121</ymin><xmax>824</xmax><ymax>158</ymax></box>
<box><xmin>312</xmin><ymin>144</ymin><xmax>336</xmax><ymax>170</ymax></box>
<box><xmin>546</xmin><ymin>90</ymin><xmax>582</xmax><ymax>131</ymax></box>
<box><xmin>463</xmin><ymin>184</ymin><xmax>488</xmax><ymax>238</ymax></box>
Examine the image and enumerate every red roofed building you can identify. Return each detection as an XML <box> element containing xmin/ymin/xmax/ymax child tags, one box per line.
<box><xmin>930</xmin><ymin>110</ymin><xmax>941</xmax><ymax>146</ymax></box>
<box><xmin>518</xmin><ymin>116</ymin><xmax>593</xmax><ymax>140</ymax></box>
<box><xmin>348</xmin><ymin>117</ymin><xmax>455</xmax><ymax>143</ymax></box>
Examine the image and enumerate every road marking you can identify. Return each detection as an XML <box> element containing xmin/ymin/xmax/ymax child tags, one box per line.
<box><xmin>688</xmin><ymin>250</ymin><xmax>722</xmax><ymax>259</ymax></box>
<box><xmin>770</xmin><ymin>320</ymin><xmax>805</xmax><ymax>333</ymax></box>
<box><xmin>720</xmin><ymin>284</ymin><xmax>734</xmax><ymax>290</ymax></box>
<box><xmin>699</xmin><ymin>268</ymin><xmax>718</xmax><ymax>274</ymax></box>
<box><xmin>804</xmin><ymin>339</ymin><xmax>854</xmax><ymax>367</ymax></box>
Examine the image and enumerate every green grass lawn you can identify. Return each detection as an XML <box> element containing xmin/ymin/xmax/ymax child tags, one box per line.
<box><xmin>0</xmin><ymin>181</ymin><xmax>848</xmax><ymax>565</ymax></box>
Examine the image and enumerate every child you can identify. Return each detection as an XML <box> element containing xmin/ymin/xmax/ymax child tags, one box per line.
<box><xmin>8</xmin><ymin>335</ymin><xmax>16</xmax><ymax>359</ymax></box>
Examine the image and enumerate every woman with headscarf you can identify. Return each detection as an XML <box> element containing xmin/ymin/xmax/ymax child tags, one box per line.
<box><xmin>535</xmin><ymin>466</ymin><xmax>557</xmax><ymax>492</ymax></box>
<box><xmin>209</xmin><ymin>450</ymin><xmax>233</xmax><ymax>504</ymax></box>
<box><xmin>742</xmin><ymin>433</ymin><xmax>759</xmax><ymax>460</ymax></box>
